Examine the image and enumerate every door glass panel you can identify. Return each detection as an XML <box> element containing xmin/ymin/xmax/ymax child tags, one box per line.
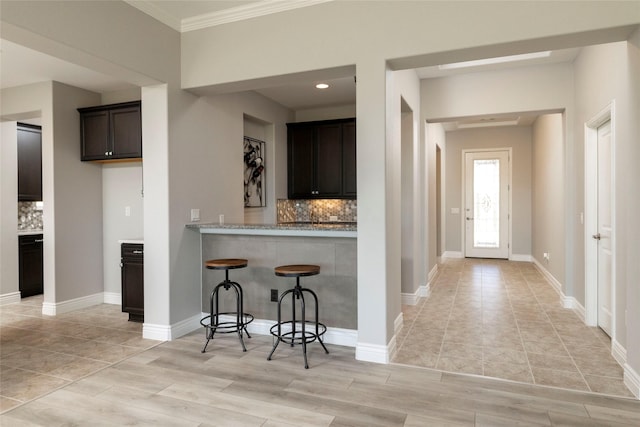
<box><xmin>473</xmin><ymin>159</ymin><xmax>500</xmax><ymax>248</ymax></box>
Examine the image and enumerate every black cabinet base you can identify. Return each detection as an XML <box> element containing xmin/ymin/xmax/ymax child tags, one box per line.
<box><xmin>128</xmin><ymin>312</ymin><xmax>144</xmax><ymax>323</ymax></box>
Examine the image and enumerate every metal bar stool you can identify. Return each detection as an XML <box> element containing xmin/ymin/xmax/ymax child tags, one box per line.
<box><xmin>200</xmin><ymin>258</ymin><xmax>254</xmax><ymax>352</ymax></box>
<box><xmin>267</xmin><ymin>264</ymin><xmax>329</xmax><ymax>368</ymax></box>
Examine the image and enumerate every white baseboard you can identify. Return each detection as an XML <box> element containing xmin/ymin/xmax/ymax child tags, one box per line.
<box><xmin>624</xmin><ymin>363</ymin><xmax>640</xmax><ymax>399</ymax></box>
<box><xmin>41</xmin><ymin>292</ymin><xmax>104</xmax><ymax>316</ymax></box>
<box><xmin>510</xmin><ymin>254</ymin><xmax>533</xmax><ymax>262</ymax></box>
<box><xmin>612</xmin><ymin>339</ymin><xmax>627</xmax><ymax>368</ymax></box>
<box><xmin>356</xmin><ymin>338</ymin><xmax>394</xmax><ymax>364</ymax></box>
<box><xmin>103</xmin><ymin>292</ymin><xmax>121</xmax><ymax>305</ymax></box>
<box><xmin>442</xmin><ymin>251</ymin><xmax>463</xmax><ymax>259</ymax></box>
<box><xmin>401</xmin><ymin>283</ymin><xmax>431</xmax><ymax>306</ymax></box>
<box><xmin>204</xmin><ymin>313</ymin><xmax>358</xmax><ymax>347</ymax></box>
<box><xmin>143</xmin><ymin>313</ymin><xmax>202</xmax><ymax>341</ymax></box>
<box><xmin>0</xmin><ymin>292</ymin><xmax>21</xmax><ymax>306</ymax></box>
<box><xmin>394</xmin><ymin>312</ymin><xmax>403</xmax><ymax>336</ymax></box>
<box><xmin>428</xmin><ymin>264</ymin><xmax>438</xmax><ymax>284</ymax></box>
<box><xmin>532</xmin><ymin>257</ymin><xmax>563</xmax><ymax>295</ymax></box>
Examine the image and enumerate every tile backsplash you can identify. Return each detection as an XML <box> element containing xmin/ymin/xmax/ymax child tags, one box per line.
<box><xmin>277</xmin><ymin>199</ymin><xmax>357</xmax><ymax>223</ymax></box>
<box><xmin>18</xmin><ymin>201</ymin><xmax>43</xmax><ymax>230</ymax></box>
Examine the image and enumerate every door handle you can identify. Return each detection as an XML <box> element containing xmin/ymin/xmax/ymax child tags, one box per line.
<box><xmin>466</xmin><ymin>217</ymin><xmax>474</xmax><ymax>221</ymax></box>
<box><xmin>592</xmin><ymin>233</ymin><xmax>601</xmax><ymax>240</ymax></box>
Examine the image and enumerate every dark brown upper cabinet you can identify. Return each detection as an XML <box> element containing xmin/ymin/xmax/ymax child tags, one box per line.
<box><xmin>78</xmin><ymin>101</ymin><xmax>142</xmax><ymax>162</ymax></box>
<box><xmin>17</xmin><ymin>123</ymin><xmax>42</xmax><ymax>202</ymax></box>
<box><xmin>287</xmin><ymin>118</ymin><xmax>356</xmax><ymax>199</ymax></box>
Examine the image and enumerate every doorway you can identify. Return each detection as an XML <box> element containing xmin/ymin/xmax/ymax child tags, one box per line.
<box><xmin>585</xmin><ymin>104</ymin><xmax>615</xmax><ymax>339</ymax></box>
<box><xmin>463</xmin><ymin>149</ymin><xmax>510</xmax><ymax>259</ymax></box>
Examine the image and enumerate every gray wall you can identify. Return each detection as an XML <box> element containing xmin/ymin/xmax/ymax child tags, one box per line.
<box><xmin>532</xmin><ymin>114</ymin><xmax>565</xmax><ymax>287</ymax></box>
<box><xmin>444</xmin><ymin>127</ymin><xmax>532</xmax><ymax>257</ymax></box>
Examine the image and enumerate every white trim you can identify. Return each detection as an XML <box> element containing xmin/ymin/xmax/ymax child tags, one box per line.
<box><xmin>142</xmin><ymin>323</ymin><xmax>172</xmax><ymax>341</ymax></box>
<box><xmin>624</xmin><ymin>363</ymin><xmax>640</xmax><ymax>399</ymax></box>
<box><xmin>123</xmin><ymin>0</ymin><xmax>181</xmax><ymax>31</ymax></box>
<box><xmin>181</xmin><ymin>0</ymin><xmax>333</xmax><ymax>32</ymax></box>
<box><xmin>143</xmin><ymin>313</ymin><xmax>202</xmax><ymax>341</ymax></box>
<box><xmin>442</xmin><ymin>251</ymin><xmax>463</xmax><ymax>259</ymax></box>
<box><xmin>584</xmin><ymin>101</ymin><xmax>616</xmax><ymax>334</ymax></box>
<box><xmin>0</xmin><ymin>292</ymin><xmax>21</xmax><ymax>306</ymax></box>
<box><xmin>207</xmin><ymin>313</ymin><xmax>358</xmax><ymax>347</ymax></box>
<box><xmin>394</xmin><ymin>312</ymin><xmax>403</xmax><ymax>337</ymax></box>
<box><xmin>428</xmin><ymin>264</ymin><xmax>438</xmax><ymax>284</ymax></box>
<box><xmin>532</xmin><ymin>257</ymin><xmax>563</xmax><ymax>295</ymax></box>
<box><xmin>612</xmin><ymin>339</ymin><xmax>627</xmax><ymax>368</ymax></box>
<box><xmin>41</xmin><ymin>292</ymin><xmax>104</xmax><ymax>316</ymax></box>
<box><xmin>401</xmin><ymin>291</ymin><xmax>419</xmax><ymax>306</ymax></box>
<box><xmin>103</xmin><ymin>292</ymin><xmax>121</xmax><ymax>305</ymax></box>
<box><xmin>510</xmin><ymin>254</ymin><xmax>533</xmax><ymax>262</ymax></box>
<box><xmin>401</xmin><ymin>284</ymin><xmax>430</xmax><ymax>305</ymax></box>
<box><xmin>356</xmin><ymin>340</ymin><xmax>393</xmax><ymax>364</ymax></box>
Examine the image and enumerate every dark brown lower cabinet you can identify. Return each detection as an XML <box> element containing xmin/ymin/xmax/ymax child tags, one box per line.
<box><xmin>19</xmin><ymin>234</ymin><xmax>44</xmax><ymax>298</ymax></box>
<box><xmin>121</xmin><ymin>243</ymin><xmax>144</xmax><ymax>322</ymax></box>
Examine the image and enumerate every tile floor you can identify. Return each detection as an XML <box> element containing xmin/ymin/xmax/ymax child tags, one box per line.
<box><xmin>0</xmin><ymin>295</ymin><xmax>158</xmax><ymax>413</ymax></box>
<box><xmin>393</xmin><ymin>258</ymin><xmax>634</xmax><ymax>398</ymax></box>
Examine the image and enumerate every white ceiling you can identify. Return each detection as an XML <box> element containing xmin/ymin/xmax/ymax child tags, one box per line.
<box><xmin>1</xmin><ymin>0</ymin><xmax>580</xmax><ymax>125</ymax></box>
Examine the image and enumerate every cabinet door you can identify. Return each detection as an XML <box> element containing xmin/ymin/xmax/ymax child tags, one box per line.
<box><xmin>19</xmin><ymin>235</ymin><xmax>43</xmax><ymax>298</ymax></box>
<box><xmin>341</xmin><ymin>121</ymin><xmax>357</xmax><ymax>198</ymax></box>
<box><xmin>110</xmin><ymin>106</ymin><xmax>142</xmax><ymax>159</ymax></box>
<box><xmin>17</xmin><ymin>124</ymin><xmax>42</xmax><ymax>201</ymax></box>
<box><xmin>315</xmin><ymin>123</ymin><xmax>343</xmax><ymax>197</ymax></box>
<box><xmin>288</xmin><ymin>124</ymin><xmax>315</xmax><ymax>198</ymax></box>
<box><xmin>121</xmin><ymin>244</ymin><xmax>144</xmax><ymax>322</ymax></box>
<box><xmin>80</xmin><ymin>110</ymin><xmax>110</xmax><ymax>160</ymax></box>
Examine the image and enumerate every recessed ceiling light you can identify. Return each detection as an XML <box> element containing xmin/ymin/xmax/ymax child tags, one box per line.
<box><xmin>315</xmin><ymin>83</ymin><xmax>329</xmax><ymax>89</ymax></box>
<box><xmin>439</xmin><ymin>51</ymin><xmax>552</xmax><ymax>70</ymax></box>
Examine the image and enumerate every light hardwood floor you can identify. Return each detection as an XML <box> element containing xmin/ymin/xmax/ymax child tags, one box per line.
<box><xmin>2</xmin><ymin>273</ymin><xmax>640</xmax><ymax>425</ymax></box>
<box><xmin>393</xmin><ymin>259</ymin><xmax>634</xmax><ymax>397</ymax></box>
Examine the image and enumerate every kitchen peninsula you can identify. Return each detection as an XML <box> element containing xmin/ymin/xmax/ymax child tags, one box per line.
<box><xmin>187</xmin><ymin>222</ymin><xmax>357</xmax><ymax>345</ymax></box>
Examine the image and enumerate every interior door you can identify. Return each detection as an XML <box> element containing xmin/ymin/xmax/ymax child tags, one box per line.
<box><xmin>464</xmin><ymin>150</ymin><xmax>509</xmax><ymax>259</ymax></box>
<box><xmin>596</xmin><ymin>120</ymin><xmax>613</xmax><ymax>336</ymax></box>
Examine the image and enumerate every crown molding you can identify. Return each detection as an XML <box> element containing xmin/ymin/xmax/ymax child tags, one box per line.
<box><xmin>181</xmin><ymin>0</ymin><xmax>333</xmax><ymax>32</ymax></box>
<box><xmin>123</xmin><ymin>0</ymin><xmax>182</xmax><ymax>32</ymax></box>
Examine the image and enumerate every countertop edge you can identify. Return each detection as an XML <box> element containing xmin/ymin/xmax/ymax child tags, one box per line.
<box><xmin>186</xmin><ymin>223</ymin><xmax>357</xmax><ymax>238</ymax></box>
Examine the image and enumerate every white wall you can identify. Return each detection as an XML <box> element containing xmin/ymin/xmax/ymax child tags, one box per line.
<box><xmin>532</xmin><ymin>114</ymin><xmax>565</xmax><ymax>286</ymax></box>
<box><xmin>444</xmin><ymin>127</ymin><xmax>533</xmax><ymax>257</ymax></box>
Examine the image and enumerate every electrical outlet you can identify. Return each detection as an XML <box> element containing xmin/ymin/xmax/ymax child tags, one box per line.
<box><xmin>190</xmin><ymin>208</ymin><xmax>200</xmax><ymax>222</ymax></box>
<box><xmin>270</xmin><ymin>289</ymin><xmax>279</xmax><ymax>302</ymax></box>
<box><xmin>329</xmin><ymin>215</ymin><xmax>338</xmax><ymax>222</ymax></box>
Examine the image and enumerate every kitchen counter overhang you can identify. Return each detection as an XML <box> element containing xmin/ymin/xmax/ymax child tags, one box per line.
<box><xmin>186</xmin><ymin>222</ymin><xmax>357</xmax><ymax>238</ymax></box>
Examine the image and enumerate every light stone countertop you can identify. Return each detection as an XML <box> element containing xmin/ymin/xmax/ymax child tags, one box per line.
<box><xmin>186</xmin><ymin>222</ymin><xmax>357</xmax><ymax>238</ymax></box>
<box><xmin>118</xmin><ymin>239</ymin><xmax>144</xmax><ymax>244</ymax></box>
<box><xmin>18</xmin><ymin>229</ymin><xmax>43</xmax><ymax>236</ymax></box>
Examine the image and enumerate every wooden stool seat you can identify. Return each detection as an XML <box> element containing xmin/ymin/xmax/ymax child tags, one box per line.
<box><xmin>205</xmin><ymin>258</ymin><xmax>248</xmax><ymax>270</ymax></box>
<box><xmin>274</xmin><ymin>264</ymin><xmax>320</xmax><ymax>277</ymax></box>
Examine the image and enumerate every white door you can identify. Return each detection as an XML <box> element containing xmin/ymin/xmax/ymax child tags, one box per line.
<box><xmin>596</xmin><ymin>121</ymin><xmax>613</xmax><ymax>337</ymax></box>
<box><xmin>464</xmin><ymin>151</ymin><xmax>510</xmax><ymax>259</ymax></box>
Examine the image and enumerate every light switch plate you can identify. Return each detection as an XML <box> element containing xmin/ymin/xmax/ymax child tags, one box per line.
<box><xmin>191</xmin><ymin>209</ymin><xmax>200</xmax><ymax>222</ymax></box>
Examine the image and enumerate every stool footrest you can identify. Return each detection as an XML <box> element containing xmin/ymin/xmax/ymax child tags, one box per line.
<box><xmin>269</xmin><ymin>320</ymin><xmax>327</xmax><ymax>345</ymax></box>
<box><xmin>200</xmin><ymin>312</ymin><xmax>254</xmax><ymax>334</ymax></box>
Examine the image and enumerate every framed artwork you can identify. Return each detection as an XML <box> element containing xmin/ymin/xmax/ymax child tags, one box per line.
<box><xmin>243</xmin><ymin>136</ymin><xmax>266</xmax><ymax>207</ymax></box>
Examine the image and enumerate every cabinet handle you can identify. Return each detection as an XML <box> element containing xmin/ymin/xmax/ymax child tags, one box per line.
<box><xmin>132</xmin><ymin>250</ymin><xmax>143</xmax><ymax>254</ymax></box>
<box><xmin>109</xmin><ymin>151</ymin><xmax>113</xmax><ymax>156</ymax></box>
<box><xmin>34</xmin><ymin>239</ymin><xmax>44</xmax><ymax>243</ymax></box>
<box><xmin>105</xmin><ymin>151</ymin><xmax>109</xmax><ymax>156</ymax></box>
